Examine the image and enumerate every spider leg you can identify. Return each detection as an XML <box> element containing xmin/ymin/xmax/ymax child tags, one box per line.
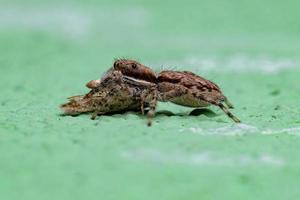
<box><xmin>91</xmin><ymin>111</ymin><xmax>99</xmax><ymax>120</ymax></box>
<box><xmin>91</xmin><ymin>110</ymin><xmax>106</xmax><ymax>120</ymax></box>
<box><xmin>147</xmin><ymin>89</ymin><xmax>158</xmax><ymax>126</ymax></box>
<box><xmin>123</xmin><ymin>75</ymin><xmax>158</xmax><ymax>126</ymax></box>
<box><xmin>140</xmin><ymin>96</ymin><xmax>145</xmax><ymax>115</ymax></box>
<box><xmin>218</xmin><ymin>103</ymin><xmax>241</xmax><ymax>123</ymax></box>
<box><xmin>139</xmin><ymin>87</ymin><xmax>158</xmax><ymax>126</ymax></box>
<box><xmin>191</xmin><ymin>90</ymin><xmax>240</xmax><ymax>122</ymax></box>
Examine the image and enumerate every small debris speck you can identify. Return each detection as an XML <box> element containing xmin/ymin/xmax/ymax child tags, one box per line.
<box><xmin>270</xmin><ymin>89</ymin><xmax>280</xmax><ymax>96</ymax></box>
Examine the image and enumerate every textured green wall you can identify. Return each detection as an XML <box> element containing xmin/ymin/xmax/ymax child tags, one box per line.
<box><xmin>1</xmin><ymin>0</ymin><xmax>300</xmax><ymax>199</ymax></box>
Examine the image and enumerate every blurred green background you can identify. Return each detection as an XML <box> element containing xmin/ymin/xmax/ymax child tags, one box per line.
<box><xmin>1</xmin><ymin>0</ymin><xmax>300</xmax><ymax>199</ymax></box>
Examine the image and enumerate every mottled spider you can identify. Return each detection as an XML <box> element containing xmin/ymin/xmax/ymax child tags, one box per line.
<box><xmin>61</xmin><ymin>59</ymin><xmax>240</xmax><ymax>126</ymax></box>
<box><xmin>117</xmin><ymin>60</ymin><xmax>241</xmax><ymax>123</ymax></box>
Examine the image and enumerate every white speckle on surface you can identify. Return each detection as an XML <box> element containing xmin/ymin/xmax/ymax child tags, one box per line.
<box><xmin>181</xmin><ymin>125</ymin><xmax>300</xmax><ymax>136</ymax></box>
<box><xmin>121</xmin><ymin>149</ymin><xmax>285</xmax><ymax>167</ymax></box>
<box><xmin>262</xmin><ymin>127</ymin><xmax>300</xmax><ymax>136</ymax></box>
<box><xmin>180</xmin><ymin>123</ymin><xmax>259</xmax><ymax>136</ymax></box>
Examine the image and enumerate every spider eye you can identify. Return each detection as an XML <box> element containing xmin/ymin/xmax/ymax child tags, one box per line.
<box><xmin>113</xmin><ymin>61</ymin><xmax>118</xmax><ymax>69</ymax></box>
<box><xmin>132</xmin><ymin>63</ymin><xmax>137</xmax><ymax>69</ymax></box>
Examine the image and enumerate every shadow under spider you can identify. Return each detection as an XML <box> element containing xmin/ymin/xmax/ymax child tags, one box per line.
<box><xmin>156</xmin><ymin>108</ymin><xmax>217</xmax><ymax>118</ymax></box>
<box><xmin>59</xmin><ymin>108</ymin><xmax>217</xmax><ymax>118</ymax></box>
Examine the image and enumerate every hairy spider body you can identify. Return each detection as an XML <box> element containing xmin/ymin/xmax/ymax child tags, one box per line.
<box><xmin>61</xmin><ymin>59</ymin><xmax>240</xmax><ymax>125</ymax></box>
<box><xmin>157</xmin><ymin>70</ymin><xmax>240</xmax><ymax>123</ymax></box>
<box><xmin>122</xmin><ymin>69</ymin><xmax>240</xmax><ymax>123</ymax></box>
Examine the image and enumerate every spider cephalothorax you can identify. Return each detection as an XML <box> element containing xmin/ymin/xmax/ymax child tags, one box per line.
<box><xmin>113</xmin><ymin>59</ymin><xmax>157</xmax><ymax>83</ymax></box>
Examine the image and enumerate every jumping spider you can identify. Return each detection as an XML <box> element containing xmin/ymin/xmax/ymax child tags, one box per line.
<box><xmin>117</xmin><ymin>61</ymin><xmax>241</xmax><ymax>123</ymax></box>
<box><xmin>61</xmin><ymin>59</ymin><xmax>241</xmax><ymax>126</ymax></box>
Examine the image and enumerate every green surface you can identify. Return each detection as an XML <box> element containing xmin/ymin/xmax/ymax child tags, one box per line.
<box><xmin>1</xmin><ymin>0</ymin><xmax>300</xmax><ymax>199</ymax></box>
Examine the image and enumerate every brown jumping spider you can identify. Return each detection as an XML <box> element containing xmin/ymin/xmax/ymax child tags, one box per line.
<box><xmin>61</xmin><ymin>59</ymin><xmax>240</xmax><ymax>126</ymax></box>
<box><xmin>117</xmin><ymin>61</ymin><xmax>241</xmax><ymax>123</ymax></box>
<box><xmin>60</xmin><ymin>59</ymin><xmax>158</xmax><ymax>125</ymax></box>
